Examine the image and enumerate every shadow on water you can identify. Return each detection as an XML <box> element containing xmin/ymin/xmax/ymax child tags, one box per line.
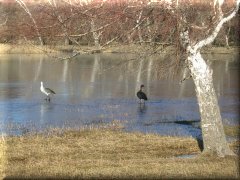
<box><xmin>175</xmin><ymin>120</ymin><xmax>200</xmax><ymax>128</ymax></box>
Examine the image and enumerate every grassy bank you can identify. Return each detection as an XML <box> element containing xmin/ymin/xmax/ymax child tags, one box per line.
<box><xmin>1</xmin><ymin>128</ymin><xmax>239</xmax><ymax>179</ymax></box>
<box><xmin>0</xmin><ymin>43</ymin><xmax>239</xmax><ymax>56</ymax></box>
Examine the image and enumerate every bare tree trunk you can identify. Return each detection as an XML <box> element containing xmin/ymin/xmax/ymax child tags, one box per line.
<box><xmin>187</xmin><ymin>52</ymin><xmax>234</xmax><ymax>156</ymax></box>
<box><xmin>147</xmin><ymin>17</ymin><xmax>152</xmax><ymax>43</ymax></box>
<box><xmin>127</xmin><ymin>34</ymin><xmax>133</xmax><ymax>44</ymax></box>
<box><xmin>180</xmin><ymin>0</ymin><xmax>240</xmax><ymax>157</ymax></box>
<box><xmin>225</xmin><ymin>26</ymin><xmax>231</xmax><ymax>48</ymax></box>
<box><xmin>136</xmin><ymin>10</ymin><xmax>143</xmax><ymax>44</ymax></box>
<box><xmin>91</xmin><ymin>19</ymin><xmax>101</xmax><ymax>50</ymax></box>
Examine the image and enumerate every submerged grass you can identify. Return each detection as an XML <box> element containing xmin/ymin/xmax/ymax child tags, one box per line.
<box><xmin>2</xmin><ymin>128</ymin><xmax>239</xmax><ymax>179</ymax></box>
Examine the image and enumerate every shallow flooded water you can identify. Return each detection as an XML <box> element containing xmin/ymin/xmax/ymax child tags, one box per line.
<box><xmin>0</xmin><ymin>53</ymin><xmax>239</xmax><ymax>138</ymax></box>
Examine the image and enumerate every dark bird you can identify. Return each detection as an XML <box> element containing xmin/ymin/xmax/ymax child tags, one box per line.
<box><xmin>40</xmin><ymin>81</ymin><xmax>56</xmax><ymax>101</ymax></box>
<box><xmin>137</xmin><ymin>84</ymin><xmax>148</xmax><ymax>103</ymax></box>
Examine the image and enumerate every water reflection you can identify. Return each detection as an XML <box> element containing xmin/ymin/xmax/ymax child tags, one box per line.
<box><xmin>62</xmin><ymin>60</ymin><xmax>69</xmax><ymax>82</ymax></box>
<box><xmin>34</xmin><ymin>56</ymin><xmax>43</xmax><ymax>82</ymax></box>
<box><xmin>40</xmin><ymin>101</ymin><xmax>55</xmax><ymax>124</ymax></box>
<box><xmin>135</xmin><ymin>58</ymin><xmax>144</xmax><ymax>93</ymax></box>
<box><xmin>0</xmin><ymin>54</ymin><xmax>239</xmax><ymax>137</ymax></box>
<box><xmin>147</xmin><ymin>58</ymin><xmax>153</xmax><ymax>93</ymax></box>
<box><xmin>138</xmin><ymin>103</ymin><xmax>147</xmax><ymax>113</ymax></box>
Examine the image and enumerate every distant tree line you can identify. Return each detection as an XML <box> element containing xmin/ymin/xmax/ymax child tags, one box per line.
<box><xmin>0</xmin><ymin>0</ymin><xmax>239</xmax><ymax>47</ymax></box>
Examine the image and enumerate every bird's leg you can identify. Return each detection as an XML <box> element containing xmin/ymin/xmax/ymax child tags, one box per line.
<box><xmin>45</xmin><ymin>96</ymin><xmax>50</xmax><ymax>101</ymax></box>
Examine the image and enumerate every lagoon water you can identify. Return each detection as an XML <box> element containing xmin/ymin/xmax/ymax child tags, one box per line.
<box><xmin>0</xmin><ymin>53</ymin><xmax>239</xmax><ymax>138</ymax></box>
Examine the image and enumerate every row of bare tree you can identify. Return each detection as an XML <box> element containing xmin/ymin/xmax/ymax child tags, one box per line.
<box><xmin>0</xmin><ymin>0</ymin><xmax>239</xmax><ymax>48</ymax></box>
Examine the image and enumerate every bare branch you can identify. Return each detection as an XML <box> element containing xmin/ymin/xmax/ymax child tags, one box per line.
<box><xmin>194</xmin><ymin>0</ymin><xmax>240</xmax><ymax>51</ymax></box>
<box><xmin>15</xmin><ymin>0</ymin><xmax>44</xmax><ymax>45</ymax></box>
<box><xmin>68</xmin><ymin>22</ymin><xmax>112</xmax><ymax>37</ymax></box>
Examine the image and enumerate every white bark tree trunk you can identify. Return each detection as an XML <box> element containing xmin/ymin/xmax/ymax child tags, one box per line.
<box><xmin>136</xmin><ymin>10</ymin><xmax>143</xmax><ymax>44</ymax></box>
<box><xmin>147</xmin><ymin>17</ymin><xmax>152</xmax><ymax>43</ymax></box>
<box><xmin>187</xmin><ymin>51</ymin><xmax>234</xmax><ymax>156</ymax></box>
<box><xmin>225</xmin><ymin>25</ymin><xmax>231</xmax><ymax>48</ymax></box>
<box><xmin>181</xmin><ymin>0</ymin><xmax>240</xmax><ymax>157</ymax></box>
<box><xmin>91</xmin><ymin>19</ymin><xmax>101</xmax><ymax>50</ymax></box>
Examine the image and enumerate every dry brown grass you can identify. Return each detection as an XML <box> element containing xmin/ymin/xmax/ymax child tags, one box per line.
<box><xmin>0</xmin><ymin>137</ymin><xmax>6</xmax><ymax>179</ymax></box>
<box><xmin>224</xmin><ymin>125</ymin><xmax>240</xmax><ymax>137</ymax></box>
<box><xmin>0</xmin><ymin>43</ymin><xmax>239</xmax><ymax>56</ymax></box>
<box><xmin>1</xmin><ymin>128</ymin><xmax>239</xmax><ymax>179</ymax></box>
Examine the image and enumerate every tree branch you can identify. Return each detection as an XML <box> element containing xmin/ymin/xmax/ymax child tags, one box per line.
<box><xmin>194</xmin><ymin>0</ymin><xmax>240</xmax><ymax>51</ymax></box>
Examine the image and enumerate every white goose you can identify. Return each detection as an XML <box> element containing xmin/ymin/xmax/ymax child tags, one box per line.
<box><xmin>40</xmin><ymin>81</ymin><xmax>56</xmax><ymax>101</ymax></box>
